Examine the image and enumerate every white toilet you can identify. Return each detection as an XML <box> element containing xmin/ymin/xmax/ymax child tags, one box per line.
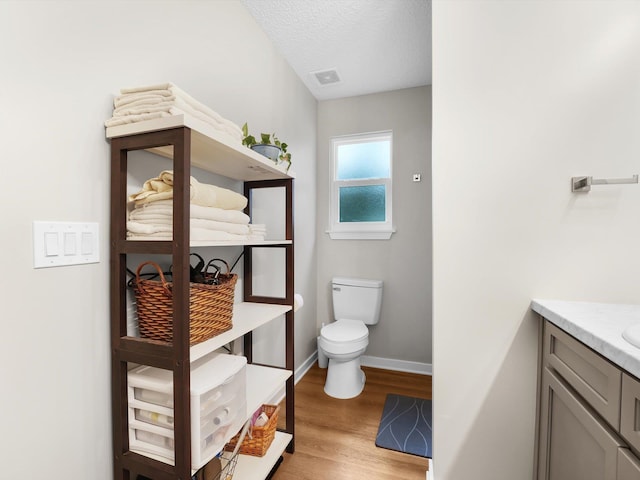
<box><xmin>318</xmin><ymin>277</ymin><xmax>383</xmax><ymax>399</ymax></box>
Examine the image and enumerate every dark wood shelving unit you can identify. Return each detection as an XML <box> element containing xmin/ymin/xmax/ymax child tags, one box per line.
<box><xmin>107</xmin><ymin>118</ymin><xmax>295</xmax><ymax>480</ymax></box>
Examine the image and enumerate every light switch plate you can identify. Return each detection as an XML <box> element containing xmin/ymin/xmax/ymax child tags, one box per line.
<box><xmin>33</xmin><ymin>221</ymin><xmax>99</xmax><ymax>268</ymax></box>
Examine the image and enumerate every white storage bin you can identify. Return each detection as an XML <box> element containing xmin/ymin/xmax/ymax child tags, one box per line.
<box><xmin>127</xmin><ymin>353</ymin><xmax>247</xmax><ymax>469</ymax></box>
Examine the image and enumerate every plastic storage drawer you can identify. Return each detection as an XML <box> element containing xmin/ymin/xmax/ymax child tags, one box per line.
<box><xmin>127</xmin><ymin>352</ymin><xmax>247</xmax><ymax>469</ymax></box>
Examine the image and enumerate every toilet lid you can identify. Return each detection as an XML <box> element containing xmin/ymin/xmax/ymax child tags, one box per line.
<box><xmin>321</xmin><ymin>319</ymin><xmax>368</xmax><ymax>342</ymax></box>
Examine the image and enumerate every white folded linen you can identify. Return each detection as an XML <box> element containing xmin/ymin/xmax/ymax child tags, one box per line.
<box><xmin>104</xmin><ymin>109</ymin><xmax>241</xmax><ymax>142</ymax></box>
<box><xmin>109</xmin><ymin>82</ymin><xmax>242</xmax><ymax>140</ymax></box>
<box><xmin>129</xmin><ymin>171</ymin><xmax>248</xmax><ymax>211</ymax></box>
<box><xmin>127</xmin><ymin>231</ymin><xmax>244</xmax><ymax>241</ymax></box>
<box><xmin>113</xmin><ymin>88</ymin><xmax>176</xmax><ymax>108</ymax></box>
<box><xmin>127</xmin><ymin>218</ymin><xmax>250</xmax><ymax>236</ymax></box>
<box><xmin>113</xmin><ymin>101</ymin><xmax>175</xmax><ymax>116</ymax></box>
<box><xmin>248</xmin><ymin>224</ymin><xmax>267</xmax><ymax>236</ymax></box>
<box><xmin>119</xmin><ymin>83</ymin><xmax>232</xmax><ymax>126</ymax></box>
<box><xmin>114</xmin><ymin>93</ymin><xmax>175</xmax><ymax>109</ymax></box>
<box><xmin>129</xmin><ymin>201</ymin><xmax>250</xmax><ymax>225</ymax></box>
<box><xmin>105</xmin><ymin>111</ymin><xmax>167</xmax><ymax>127</ymax></box>
<box><xmin>112</xmin><ymin>101</ymin><xmax>241</xmax><ymax>139</ymax></box>
<box><xmin>127</xmin><ymin>228</ymin><xmax>264</xmax><ymax>243</ymax></box>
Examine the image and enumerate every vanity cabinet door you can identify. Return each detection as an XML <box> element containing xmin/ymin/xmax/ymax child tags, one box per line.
<box><xmin>617</xmin><ymin>448</ymin><xmax>640</xmax><ymax>480</ymax></box>
<box><xmin>621</xmin><ymin>373</ymin><xmax>640</xmax><ymax>454</ymax></box>
<box><xmin>537</xmin><ymin>367</ymin><xmax>623</xmax><ymax>480</ymax></box>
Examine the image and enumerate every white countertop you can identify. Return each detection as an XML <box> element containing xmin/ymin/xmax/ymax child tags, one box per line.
<box><xmin>531</xmin><ymin>299</ymin><xmax>640</xmax><ymax>379</ymax></box>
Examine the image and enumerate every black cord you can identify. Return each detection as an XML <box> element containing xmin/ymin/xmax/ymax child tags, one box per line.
<box><xmin>230</xmin><ymin>251</ymin><xmax>244</xmax><ymax>273</ymax></box>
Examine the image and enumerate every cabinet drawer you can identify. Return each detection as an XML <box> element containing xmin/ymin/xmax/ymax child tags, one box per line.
<box><xmin>543</xmin><ymin>321</ymin><xmax>622</xmax><ymax>428</ymax></box>
<box><xmin>617</xmin><ymin>448</ymin><xmax>640</xmax><ymax>480</ymax></box>
<box><xmin>621</xmin><ymin>373</ymin><xmax>640</xmax><ymax>454</ymax></box>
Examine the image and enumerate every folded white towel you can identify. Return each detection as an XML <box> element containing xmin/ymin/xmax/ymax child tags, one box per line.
<box><xmin>129</xmin><ymin>201</ymin><xmax>250</xmax><ymax>225</ymax></box>
<box><xmin>129</xmin><ymin>171</ymin><xmax>248</xmax><ymax>211</ymax></box>
<box><xmin>113</xmin><ymin>101</ymin><xmax>175</xmax><ymax>117</ymax></box>
<box><xmin>127</xmin><ymin>231</ymin><xmax>246</xmax><ymax>241</ymax></box>
<box><xmin>120</xmin><ymin>83</ymin><xmax>175</xmax><ymax>94</ymax></box>
<box><xmin>111</xmin><ymin>82</ymin><xmax>242</xmax><ymax>138</ymax></box>
<box><xmin>127</xmin><ymin>218</ymin><xmax>250</xmax><ymax>236</ymax></box>
<box><xmin>105</xmin><ymin>111</ymin><xmax>168</xmax><ymax>127</ymax></box>
<box><xmin>248</xmin><ymin>224</ymin><xmax>267</xmax><ymax>236</ymax></box>
<box><xmin>114</xmin><ymin>92</ymin><xmax>175</xmax><ymax>109</ymax></box>
<box><xmin>127</xmin><ymin>228</ymin><xmax>263</xmax><ymax>243</ymax></box>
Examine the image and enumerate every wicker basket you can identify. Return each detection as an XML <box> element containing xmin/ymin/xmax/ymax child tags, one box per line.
<box><xmin>225</xmin><ymin>405</ymin><xmax>279</xmax><ymax>457</ymax></box>
<box><xmin>132</xmin><ymin>260</ymin><xmax>237</xmax><ymax>346</ymax></box>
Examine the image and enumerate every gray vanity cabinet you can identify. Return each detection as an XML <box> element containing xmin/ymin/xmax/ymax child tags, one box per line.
<box><xmin>618</xmin><ymin>449</ymin><xmax>640</xmax><ymax>480</ymax></box>
<box><xmin>536</xmin><ymin>321</ymin><xmax>640</xmax><ymax>480</ymax></box>
<box><xmin>621</xmin><ymin>373</ymin><xmax>640</xmax><ymax>454</ymax></box>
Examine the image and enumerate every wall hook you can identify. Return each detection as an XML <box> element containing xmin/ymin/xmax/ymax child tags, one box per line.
<box><xmin>571</xmin><ymin>174</ymin><xmax>639</xmax><ymax>193</ymax></box>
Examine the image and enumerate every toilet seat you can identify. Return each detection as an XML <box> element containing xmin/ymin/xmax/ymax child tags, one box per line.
<box><xmin>321</xmin><ymin>319</ymin><xmax>368</xmax><ymax>343</ymax></box>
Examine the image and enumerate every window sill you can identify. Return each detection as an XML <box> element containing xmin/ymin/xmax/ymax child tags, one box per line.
<box><xmin>326</xmin><ymin>228</ymin><xmax>396</xmax><ymax>240</ymax></box>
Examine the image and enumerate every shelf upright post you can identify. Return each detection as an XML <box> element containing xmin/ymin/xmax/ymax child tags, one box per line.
<box><xmin>109</xmin><ymin>127</ymin><xmax>194</xmax><ymax>480</ymax></box>
<box><xmin>109</xmin><ymin>134</ymin><xmax>130</xmax><ymax>480</ymax></box>
<box><xmin>242</xmin><ymin>178</ymin><xmax>295</xmax><ymax>453</ymax></box>
<box><xmin>170</xmin><ymin>126</ymin><xmax>193</xmax><ymax>480</ymax></box>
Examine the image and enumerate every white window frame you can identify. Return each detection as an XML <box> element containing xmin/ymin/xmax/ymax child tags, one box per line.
<box><xmin>328</xmin><ymin>131</ymin><xmax>395</xmax><ymax>240</ymax></box>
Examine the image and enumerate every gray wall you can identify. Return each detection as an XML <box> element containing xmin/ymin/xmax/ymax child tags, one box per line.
<box><xmin>0</xmin><ymin>1</ymin><xmax>316</xmax><ymax>477</ymax></box>
<box><xmin>316</xmin><ymin>86</ymin><xmax>431</xmax><ymax>368</ymax></box>
<box><xmin>433</xmin><ymin>2</ymin><xmax>640</xmax><ymax>479</ymax></box>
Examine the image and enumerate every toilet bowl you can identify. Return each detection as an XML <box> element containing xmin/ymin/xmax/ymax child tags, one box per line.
<box><xmin>318</xmin><ymin>320</ymin><xmax>369</xmax><ymax>398</ymax></box>
<box><xmin>318</xmin><ymin>277</ymin><xmax>383</xmax><ymax>399</ymax></box>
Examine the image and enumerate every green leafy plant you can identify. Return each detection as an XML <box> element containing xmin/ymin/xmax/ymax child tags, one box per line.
<box><xmin>242</xmin><ymin>123</ymin><xmax>292</xmax><ymax>171</ymax></box>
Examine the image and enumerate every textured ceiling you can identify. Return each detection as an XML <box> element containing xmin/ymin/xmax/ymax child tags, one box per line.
<box><xmin>241</xmin><ymin>0</ymin><xmax>432</xmax><ymax>101</ymax></box>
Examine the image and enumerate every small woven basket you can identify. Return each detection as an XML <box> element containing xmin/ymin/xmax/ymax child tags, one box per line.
<box><xmin>225</xmin><ymin>405</ymin><xmax>279</xmax><ymax>457</ymax></box>
<box><xmin>132</xmin><ymin>260</ymin><xmax>236</xmax><ymax>346</ymax></box>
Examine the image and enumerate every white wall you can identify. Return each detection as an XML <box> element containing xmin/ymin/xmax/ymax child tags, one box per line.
<box><xmin>0</xmin><ymin>1</ymin><xmax>316</xmax><ymax>478</ymax></box>
<box><xmin>316</xmin><ymin>87</ymin><xmax>432</xmax><ymax>368</ymax></box>
<box><xmin>433</xmin><ymin>2</ymin><xmax>640</xmax><ymax>479</ymax></box>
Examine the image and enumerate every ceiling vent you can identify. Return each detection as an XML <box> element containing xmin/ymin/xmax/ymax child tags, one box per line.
<box><xmin>312</xmin><ymin>69</ymin><xmax>341</xmax><ymax>86</ymax></box>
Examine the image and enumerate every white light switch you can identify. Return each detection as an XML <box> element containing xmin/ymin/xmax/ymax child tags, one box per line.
<box><xmin>34</xmin><ymin>221</ymin><xmax>99</xmax><ymax>268</ymax></box>
<box><xmin>64</xmin><ymin>232</ymin><xmax>77</xmax><ymax>256</ymax></box>
<box><xmin>81</xmin><ymin>232</ymin><xmax>93</xmax><ymax>255</ymax></box>
<box><xmin>45</xmin><ymin>232</ymin><xmax>59</xmax><ymax>256</ymax></box>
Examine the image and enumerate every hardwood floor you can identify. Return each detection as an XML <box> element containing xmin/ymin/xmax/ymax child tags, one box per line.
<box><xmin>272</xmin><ymin>364</ymin><xmax>432</xmax><ymax>480</ymax></box>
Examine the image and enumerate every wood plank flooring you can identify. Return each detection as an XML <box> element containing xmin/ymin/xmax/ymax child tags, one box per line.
<box><xmin>272</xmin><ymin>364</ymin><xmax>432</xmax><ymax>480</ymax></box>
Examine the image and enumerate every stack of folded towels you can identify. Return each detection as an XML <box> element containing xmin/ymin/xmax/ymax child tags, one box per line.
<box><xmin>104</xmin><ymin>82</ymin><xmax>243</xmax><ymax>143</ymax></box>
<box><xmin>127</xmin><ymin>170</ymin><xmax>266</xmax><ymax>242</ymax></box>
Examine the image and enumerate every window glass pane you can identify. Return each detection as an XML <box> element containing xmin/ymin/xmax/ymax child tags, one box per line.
<box><xmin>339</xmin><ymin>185</ymin><xmax>386</xmax><ymax>222</ymax></box>
<box><xmin>336</xmin><ymin>140</ymin><xmax>390</xmax><ymax>180</ymax></box>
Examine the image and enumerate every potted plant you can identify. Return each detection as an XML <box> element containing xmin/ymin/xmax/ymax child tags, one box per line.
<box><xmin>242</xmin><ymin>123</ymin><xmax>292</xmax><ymax>172</ymax></box>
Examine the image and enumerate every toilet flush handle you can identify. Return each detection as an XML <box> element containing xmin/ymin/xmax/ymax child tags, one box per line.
<box><xmin>333</xmin><ymin>287</ymin><xmax>341</xmax><ymax>291</ymax></box>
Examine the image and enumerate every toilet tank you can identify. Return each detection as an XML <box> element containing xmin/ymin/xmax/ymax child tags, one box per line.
<box><xmin>332</xmin><ymin>277</ymin><xmax>383</xmax><ymax>325</ymax></box>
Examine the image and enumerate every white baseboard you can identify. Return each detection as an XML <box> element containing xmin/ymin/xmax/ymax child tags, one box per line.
<box><xmin>361</xmin><ymin>355</ymin><xmax>432</xmax><ymax>375</ymax></box>
<box><xmin>295</xmin><ymin>350</ymin><xmax>318</xmax><ymax>384</ymax></box>
<box><xmin>427</xmin><ymin>459</ymin><xmax>433</xmax><ymax>480</ymax></box>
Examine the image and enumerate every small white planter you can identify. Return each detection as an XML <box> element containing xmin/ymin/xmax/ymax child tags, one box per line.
<box><xmin>250</xmin><ymin>144</ymin><xmax>281</xmax><ymax>162</ymax></box>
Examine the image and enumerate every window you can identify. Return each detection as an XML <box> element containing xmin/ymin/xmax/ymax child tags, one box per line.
<box><xmin>329</xmin><ymin>131</ymin><xmax>394</xmax><ymax>239</ymax></box>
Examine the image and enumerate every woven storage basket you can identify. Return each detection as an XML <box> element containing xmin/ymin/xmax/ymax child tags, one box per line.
<box><xmin>133</xmin><ymin>260</ymin><xmax>237</xmax><ymax>346</ymax></box>
<box><xmin>225</xmin><ymin>405</ymin><xmax>279</xmax><ymax>457</ymax></box>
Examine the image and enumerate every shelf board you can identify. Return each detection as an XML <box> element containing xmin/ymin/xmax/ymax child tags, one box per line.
<box><xmin>233</xmin><ymin>432</ymin><xmax>292</xmax><ymax>480</ymax></box>
<box><xmin>105</xmin><ymin>114</ymin><xmax>294</xmax><ymax>181</ymax></box>
<box><xmin>190</xmin><ymin>239</ymin><xmax>292</xmax><ymax>248</ymax></box>
<box><xmin>119</xmin><ymin>239</ymin><xmax>291</xmax><ymax>254</ymax></box>
<box><xmin>190</xmin><ymin>302</ymin><xmax>291</xmax><ymax>362</ymax></box>
<box><xmin>246</xmin><ymin>364</ymin><xmax>292</xmax><ymax>418</ymax></box>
